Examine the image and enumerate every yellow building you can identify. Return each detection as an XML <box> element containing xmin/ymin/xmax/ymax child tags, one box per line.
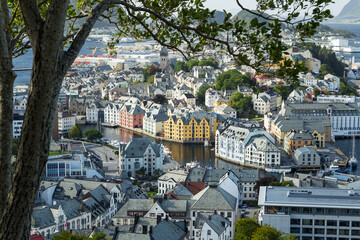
<box><xmin>164</xmin><ymin>113</ymin><xmax>225</xmax><ymax>143</ymax></box>
<box><xmin>283</xmin><ymin>130</ymin><xmax>316</xmax><ymax>155</ymax></box>
<box><xmin>214</xmin><ymin>97</ymin><xmax>232</xmax><ymax>108</ymax></box>
<box><xmin>164</xmin><ymin>114</ymin><xmax>210</xmax><ymax>143</ymax></box>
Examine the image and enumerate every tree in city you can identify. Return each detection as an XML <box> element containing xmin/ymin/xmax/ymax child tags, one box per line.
<box><xmin>68</xmin><ymin>125</ymin><xmax>83</xmax><ymax>139</ymax></box>
<box><xmin>230</xmin><ymin>92</ymin><xmax>254</xmax><ymax>117</ymax></box>
<box><xmin>313</xmin><ymin>88</ymin><xmax>321</xmax><ymax>98</ymax></box>
<box><xmin>274</xmin><ymin>84</ymin><xmax>291</xmax><ymax>100</ymax></box>
<box><xmin>84</xmin><ymin>128</ymin><xmax>103</xmax><ymax>141</ymax></box>
<box><xmin>174</xmin><ymin>60</ymin><xmax>188</xmax><ymax>72</ymax></box>
<box><xmin>234</xmin><ymin>218</ymin><xmax>260</xmax><ymax>240</ymax></box>
<box><xmin>196</xmin><ymin>85</ymin><xmax>211</xmax><ymax>105</ymax></box>
<box><xmin>153</xmin><ymin>94</ymin><xmax>167</xmax><ymax>104</ymax></box>
<box><xmin>0</xmin><ymin>0</ymin><xmax>333</xmax><ymax>238</ymax></box>
<box><xmin>234</xmin><ymin>219</ymin><xmax>297</xmax><ymax>240</ymax></box>
<box><xmin>254</xmin><ymin>176</ymin><xmax>278</xmax><ymax>194</ymax></box>
<box><xmin>216</xmin><ymin>69</ymin><xmax>252</xmax><ymax>90</ymax></box>
<box><xmin>137</xmin><ymin>167</ymin><xmax>146</xmax><ymax>176</ymax></box>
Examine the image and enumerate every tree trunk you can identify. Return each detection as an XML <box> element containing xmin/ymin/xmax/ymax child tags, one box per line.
<box><xmin>0</xmin><ymin>70</ymin><xmax>15</xmax><ymax>215</ymax></box>
<box><xmin>0</xmin><ymin>2</ymin><xmax>15</xmax><ymax>216</ymax></box>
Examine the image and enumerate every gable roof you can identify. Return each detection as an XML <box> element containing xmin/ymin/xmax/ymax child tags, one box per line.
<box><xmin>191</xmin><ymin>186</ymin><xmax>236</xmax><ymax>211</ymax></box>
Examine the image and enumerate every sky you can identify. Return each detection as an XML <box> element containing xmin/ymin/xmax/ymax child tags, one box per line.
<box><xmin>204</xmin><ymin>0</ymin><xmax>350</xmax><ymax>17</ymax></box>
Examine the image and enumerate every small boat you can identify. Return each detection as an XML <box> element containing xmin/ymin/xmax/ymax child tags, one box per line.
<box><xmin>329</xmin><ymin>164</ymin><xmax>350</xmax><ymax>174</ymax></box>
<box><xmin>163</xmin><ymin>147</ymin><xmax>171</xmax><ymax>155</ymax></box>
<box><xmin>186</xmin><ymin>161</ymin><xmax>200</xmax><ymax>169</ymax></box>
<box><xmin>349</xmin><ymin>135</ymin><xmax>358</xmax><ymax>169</ymax></box>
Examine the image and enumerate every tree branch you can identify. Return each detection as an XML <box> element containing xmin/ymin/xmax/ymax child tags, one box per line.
<box><xmin>18</xmin><ymin>0</ymin><xmax>43</xmax><ymax>44</ymax></box>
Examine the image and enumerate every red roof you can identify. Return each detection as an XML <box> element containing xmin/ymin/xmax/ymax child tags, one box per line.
<box><xmin>251</xmin><ymin>73</ymin><xmax>270</xmax><ymax>80</ymax></box>
<box><xmin>181</xmin><ymin>182</ymin><xmax>206</xmax><ymax>195</ymax></box>
<box><xmin>30</xmin><ymin>234</ymin><xmax>46</xmax><ymax>240</ymax></box>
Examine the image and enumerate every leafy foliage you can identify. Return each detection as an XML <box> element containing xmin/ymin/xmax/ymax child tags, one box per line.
<box><xmin>234</xmin><ymin>218</ymin><xmax>260</xmax><ymax>240</ymax></box>
<box><xmin>254</xmin><ymin>176</ymin><xmax>278</xmax><ymax>194</ymax></box>
<box><xmin>230</xmin><ymin>92</ymin><xmax>255</xmax><ymax>118</ymax></box>
<box><xmin>174</xmin><ymin>58</ymin><xmax>218</xmax><ymax>72</ymax></box>
<box><xmin>299</xmin><ymin>43</ymin><xmax>345</xmax><ymax>77</ymax></box>
<box><xmin>216</xmin><ymin>70</ymin><xmax>252</xmax><ymax>90</ymax></box>
<box><xmin>68</xmin><ymin>125</ymin><xmax>83</xmax><ymax>139</ymax></box>
<box><xmin>234</xmin><ymin>219</ymin><xmax>296</xmax><ymax>240</ymax></box>
<box><xmin>340</xmin><ymin>81</ymin><xmax>358</xmax><ymax>96</ymax></box>
<box><xmin>274</xmin><ymin>85</ymin><xmax>291</xmax><ymax>100</ymax></box>
<box><xmin>196</xmin><ymin>85</ymin><xmax>211</xmax><ymax>105</ymax></box>
<box><xmin>84</xmin><ymin>128</ymin><xmax>103</xmax><ymax>141</ymax></box>
<box><xmin>153</xmin><ymin>94</ymin><xmax>167</xmax><ymax>104</ymax></box>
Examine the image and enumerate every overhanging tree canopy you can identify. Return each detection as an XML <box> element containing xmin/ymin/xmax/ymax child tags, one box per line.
<box><xmin>0</xmin><ymin>0</ymin><xmax>333</xmax><ymax>238</ymax></box>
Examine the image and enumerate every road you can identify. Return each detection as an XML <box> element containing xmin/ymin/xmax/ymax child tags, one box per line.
<box><xmin>84</xmin><ymin>143</ymin><xmax>120</xmax><ymax>176</ymax></box>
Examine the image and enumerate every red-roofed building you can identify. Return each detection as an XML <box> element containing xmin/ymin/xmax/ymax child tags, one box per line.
<box><xmin>252</xmin><ymin>73</ymin><xmax>271</xmax><ymax>86</ymax></box>
<box><xmin>30</xmin><ymin>234</ymin><xmax>46</xmax><ymax>240</ymax></box>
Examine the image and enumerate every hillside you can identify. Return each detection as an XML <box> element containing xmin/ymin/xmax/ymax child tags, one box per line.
<box><xmin>332</xmin><ymin>0</ymin><xmax>360</xmax><ymax>23</ymax></box>
<box><xmin>232</xmin><ymin>10</ymin><xmax>270</xmax><ymax>25</ymax></box>
<box><xmin>317</xmin><ymin>25</ymin><xmax>356</xmax><ymax>38</ymax></box>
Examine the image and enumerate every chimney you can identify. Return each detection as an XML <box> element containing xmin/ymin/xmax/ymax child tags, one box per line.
<box><xmin>143</xmin><ymin>225</ymin><xmax>148</xmax><ymax>234</ymax></box>
<box><xmin>165</xmin><ymin>213</ymin><xmax>169</xmax><ymax>221</ymax></box>
<box><xmin>157</xmin><ymin>215</ymin><xmax>162</xmax><ymax>224</ymax></box>
<box><xmin>149</xmin><ymin>226</ymin><xmax>153</xmax><ymax>234</ymax></box>
<box><xmin>208</xmin><ymin>215</ymin><xmax>212</xmax><ymax>220</ymax></box>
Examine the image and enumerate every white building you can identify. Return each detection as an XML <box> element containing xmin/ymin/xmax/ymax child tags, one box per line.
<box><xmin>200</xmin><ymin>214</ymin><xmax>231</xmax><ymax>240</ymax></box>
<box><xmin>245</xmin><ymin>135</ymin><xmax>281</xmax><ymax>168</ymax></box>
<box><xmin>253</xmin><ymin>91</ymin><xmax>281</xmax><ymax>115</ymax></box>
<box><xmin>288</xmin><ymin>89</ymin><xmax>305</xmax><ymax>103</ymax></box>
<box><xmin>119</xmin><ymin>138</ymin><xmax>164</xmax><ymax>177</ymax></box>
<box><xmin>104</xmin><ymin>103</ymin><xmax>121</xmax><ymax>124</ymax></box>
<box><xmin>157</xmin><ymin>169</ymin><xmax>188</xmax><ymax>194</ymax></box>
<box><xmin>258</xmin><ymin>186</ymin><xmax>360</xmax><ymax>240</ymax></box>
<box><xmin>215</xmin><ymin>125</ymin><xmax>280</xmax><ymax>168</ymax></box>
<box><xmin>58</xmin><ymin>112</ymin><xmax>76</xmax><ymax>136</ymax></box>
<box><xmin>317</xmin><ymin>95</ymin><xmax>359</xmax><ymax>104</ymax></box>
<box><xmin>31</xmin><ymin>200</ymin><xmax>92</xmax><ymax>238</ymax></box>
<box><xmin>86</xmin><ymin>101</ymin><xmax>105</xmax><ymax>123</ymax></box>
<box><xmin>280</xmin><ymin>102</ymin><xmax>360</xmax><ymax>137</ymax></box>
<box><xmin>293</xmin><ymin>147</ymin><xmax>321</xmax><ymax>166</ymax></box>
<box><xmin>142</xmin><ymin>110</ymin><xmax>169</xmax><ymax>136</ymax></box>
<box><xmin>205</xmin><ymin>88</ymin><xmax>222</xmax><ymax>108</ymax></box>
<box><xmin>299</xmin><ymin>72</ymin><xmax>317</xmax><ymax>87</ymax></box>
<box><xmin>45</xmin><ymin>154</ymin><xmax>103</xmax><ymax>179</ymax></box>
<box><xmin>13</xmin><ymin>114</ymin><xmax>24</xmax><ymax>138</ymax></box>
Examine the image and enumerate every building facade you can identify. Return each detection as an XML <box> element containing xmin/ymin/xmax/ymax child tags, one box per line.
<box><xmin>258</xmin><ymin>186</ymin><xmax>360</xmax><ymax>240</ymax></box>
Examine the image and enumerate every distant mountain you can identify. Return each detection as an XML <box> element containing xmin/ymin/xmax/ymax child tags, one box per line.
<box><xmin>317</xmin><ymin>25</ymin><xmax>356</xmax><ymax>38</ymax></box>
<box><xmin>208</xmin><ymin>10</ymin><xmax>226</xmax><ymax>24</ymax></box>
<box><xmin>232</xmin><ymin>10</ymin><xmax>270</xmax><ymax>25</ymax></box>
<box><xmin>331</xmin><ymin>0</ymin><xmax>360</xmax><ymax>23</ymax></box>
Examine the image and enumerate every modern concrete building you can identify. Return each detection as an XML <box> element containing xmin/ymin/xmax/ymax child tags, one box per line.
<box><xmin>258</xmin><ymin>186</ymin><xmax>360</xmax><ymax>240</ymax></box>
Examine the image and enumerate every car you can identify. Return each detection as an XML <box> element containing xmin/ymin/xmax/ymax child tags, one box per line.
<box><xmin>242</xmin><ymin>204</ymin><xmax>247</xmax><ymax>209</ymax></box>
<box><xmin>109</xmin><ymin>157</ymin><xmax>114</xmax><ymax>160</ymax></box>
<box><xmin>241</xmin><ymin>209</ymin><xmax>246</xmax><ymax>213</ymax></box>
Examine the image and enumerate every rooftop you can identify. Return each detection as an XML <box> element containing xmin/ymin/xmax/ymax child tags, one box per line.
<box><xmin>258</xmin><ymin>186</ymin><xmax>360</xmax><ymax>209</ymax></box>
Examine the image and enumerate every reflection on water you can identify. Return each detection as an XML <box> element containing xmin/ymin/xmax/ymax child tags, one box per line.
<box><xmin>79</xmin><ymin>125</ymin><xmax>268</xmax><ymax>171</ymax></box>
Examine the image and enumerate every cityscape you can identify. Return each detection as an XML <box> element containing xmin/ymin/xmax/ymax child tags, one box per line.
<box><xmin>4</xmin><ymin>0</ymin><xmax>360</xmax><ymax>240</ymax></box>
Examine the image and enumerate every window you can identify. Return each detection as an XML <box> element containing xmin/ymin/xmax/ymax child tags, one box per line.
<box><xmin>290</xmin><ymin>219</ymin><xmax>300</xmax><ymax>225</ymax></box>
<box><xmin>207</xmin><ymin>230</ymin><xmax>211</xmax><ymax>235</ymax></box>
<box><xmin>339</xmin><ymin>229</ymin><xmax>349</xmax><ymax>235</ymax></box>
<box><xmin>290</xmin><ymin>228</ymin><xmax>300</xmax><ymax>234</ymax></box>
<box><xmin>302</xmin><ymin>228</ymin><xmax>312</xmax><ymax>234</ymax></box>
<box><xmin>327</xmin><ymin>229</ymin><xmax>337</xmax><ymax>235</ymax></box>
<box><xmin>314</xmin><ymin>228</ymin><xmax>325</xmax><ymax>234</ymax></box>
<box><xmin>353</xmin><ymin>221</ymin><xmax>360</xmax><ymax>227</ymax></box>
<box><xmin>339</xmin><ymin>220</ymin><xmax>349</xmax><ymax>227</ymax></box>
<box><xmin>327</xmin><ymin>220</ymin><xmax>337</xmax><ymax>226</ymax></box>
<box><xmin>302</xmin><ymin>219</ymin><xmax>313</xmax><ymax>225</ymax></box>
<box><xmin>315</xmin><ymin>220</ymin><xmax>325</xmax><ymax>226</ymax></box>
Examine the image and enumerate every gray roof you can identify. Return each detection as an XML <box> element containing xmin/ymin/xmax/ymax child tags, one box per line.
<box><xmin>32</xmin><ymin>207</ymin><xmax>55</xmax><ymax>228</ymax></box>
<box><xmin>114</xmin><ymin>233</ymin><xmax>151</xmax><ymax>240</ymax></box>
<box><xmin>59</xmin><ymin>199</ymin><xmax>86</xmax><ymax>219</ymax></box>
<box><xmin>113</xmin><ymin>199</ymin><xmax>154</xmax><ymax>218</ymax></box>
<box><xmin>258</xmin><ymin>186</ymin><xmax>360</xmax><ymax>209</ymax></box>
<box><xmin>123</xmin><ymin>138</ymin><xmax>161</xmax><ymax>158</ymax></box>
<box><xmin>185</xmin><ymin>168</ymin><xmax>206</xmax><ymax>182</ymax></box>
<box><xmin>62</xmin><ymin>178</ymin><xmax>123</xmax><ymax>193</ymax></box>
<box><xmin>273</xmin><ymin>115</ymin><xmax>330</xmax><ymax>133</ymax></box>
<box><xmin>206</xmin><ymin>214</ymin><xmax>230</xmax><ymax>235</ymax></box>
<box><xmin>285</xmin><ymin>131</ymin><xmax>314</xmax><ymax>141</ymax></box>
<box><xmin>191</xmin><ymin>186</ymin><xmax>237</xmax><ymax>211</ymax></box>
<box><xmin>151</xmin><ymin>220</ymin><xmax>187</xmax><ymax>240</ymax></box>
<box><xmin>159</xmin><ymin>199</ymin><xmax>188</xmax><ymax>213</ymax></box>
<box><xmin>203</xmin><ymin>169</ymin><xmax>228</xmax><ymax>183</ymax></box>
<box><xmin>294</xmin><ymin>147</ymin><xmax>319</xmax><ymax>158</ymax></box>
<box><xmin>246</xmin><ymin>135</ymin><xmax>279</xmax><ymax>152</ymax></box>
<box><xmin>173</xmin><ymin>184</ymin><xmax>193</xmax><ymax>196</ymax></box>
